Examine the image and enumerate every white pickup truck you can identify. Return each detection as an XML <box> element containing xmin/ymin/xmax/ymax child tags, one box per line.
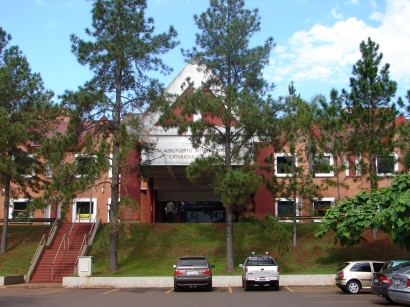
<box><xmin>239</xmin><ymin>252</ymin><xmax>280</xmax><ymax>291</ymax></box>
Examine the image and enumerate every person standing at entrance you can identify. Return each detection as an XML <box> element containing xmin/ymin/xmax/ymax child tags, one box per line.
<box><xmin>165</xmin><ymin>200</ymin><xmax>175</xmax><ymax>223</ymax></box>
<box><xmin>180</xmin><ymin>201</ymin><xmax>187</xmax><ymax>222</ymax></box>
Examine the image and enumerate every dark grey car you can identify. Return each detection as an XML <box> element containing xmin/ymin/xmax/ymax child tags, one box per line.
<box><xmin>388</xmin><ymin>272</ymin><xmax>410</xmax><ymax>305</ymax></box>
<box><xmin>173</xmin><ymin>256</ymin><xmax>215</xmax><ymax>292</ymax></box>
<box><xmin>371</xmin><ymin>261</ymin><xmax>410</xmax><ymax>303</ymax></box>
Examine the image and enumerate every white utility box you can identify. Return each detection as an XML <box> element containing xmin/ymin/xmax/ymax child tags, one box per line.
<box><xmin>78</xmin><ymin>256</ymin><xmax>93</xmax><ymax>277</ymax></box>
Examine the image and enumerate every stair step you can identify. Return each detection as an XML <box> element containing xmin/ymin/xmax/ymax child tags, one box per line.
<box><xmin>30</xmin><ymin>222</ymin><xmax>94</xmax><ymax>283</ymax></box>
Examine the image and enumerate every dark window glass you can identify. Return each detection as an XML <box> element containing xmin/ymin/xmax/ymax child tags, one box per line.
<box><xmin>178</xmin><ymin>259</ymin><xmax>208</xmax><ymax>267</ymax></box>
<box><xmin>351</xmin><ymin>262</ymin><xmax>371</xmax><ymax>272</ymax></box>
<box><xmin>76</xmin><ymin>156</ymin><xmax>95</xmax><ymax>176</ymax></box>
<box><xmin>314</xmin><ymin>155</ymin><xmax>332</xmax><ymax>174</ymax></box>
<box><xmin>314</xmin><ymin>201</ymin><xmax>332</xmax><ymax>216</ymax></box>
<box><xmin>277</xmin><ymin>156</ymin><xmax>294</xmax><ymax>174</ymax></box>
<box><xmin>373</xmin><ymin>262</ymin><xmax>385</xmax><ymax>272</ymax></box>
<box><xmin>76</xmin><ymin>201</ymin><xmax>94</xmax><ymax>214</ymax></box>
<box><xmin>13</xmin><ymin>202</ymin><xmax>28</xmax><ymax>219</ymax></box>
<box><xmin>377</xmin><ymin>156</ymin><xmax>395</xmax><ymax>174</ymax></box>
<box><xmin>277</xmin><ymin>201</ymin><xmax>294</xmax><ymax>217</ymax></box>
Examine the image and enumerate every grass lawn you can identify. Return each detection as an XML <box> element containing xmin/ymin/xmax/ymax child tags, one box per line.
<box><xmin>1</xmin><ymin>222</ymin><xmax>409</xmax><ymax>277</ymax></box>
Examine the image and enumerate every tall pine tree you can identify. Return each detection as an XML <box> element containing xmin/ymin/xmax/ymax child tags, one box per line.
<box><xmin>157</xmin><ymin>0</ymin><xmax>276</xmax><ymax>272</ymax></box>
<box><xmin>59</xmin><ymin>0</ymin><xmax>178</xmax><ymax>271</ymax></box>
<box><xmin>0</xmin><ymin>28</ymin><xmax>61</xmax><ymax>253</ymax></box>
<box><xmin>342</xmin><ymin>38</ymin><xmax>401</xmax><ymax>190</ymax></box>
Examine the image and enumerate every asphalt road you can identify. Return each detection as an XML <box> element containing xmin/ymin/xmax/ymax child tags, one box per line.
<box><xmin>0</xmin><ymin>286</ymin><xmax>394</xmax><ymax>307</ymax></box>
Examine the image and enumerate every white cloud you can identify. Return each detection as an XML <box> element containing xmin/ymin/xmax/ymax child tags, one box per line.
<box><xmin>265</xmin><ymin>0</ymin><xmax>410</xmax><ymax>99</ymax></box>
<box><xmin>345</xmin><ymin>0</ymin><xmax>359</xmax><ymax>6</ymax></box>
<box><xmin>331</xmin><ymin>6</ymin><xmax>343</xmax><ymax>20</ymax></box>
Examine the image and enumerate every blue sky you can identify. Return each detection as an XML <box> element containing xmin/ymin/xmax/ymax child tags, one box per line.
<box><xmin>1</xmin><ymin>0</ymin><xmax>409</xmax><ymax>105</ymax></box>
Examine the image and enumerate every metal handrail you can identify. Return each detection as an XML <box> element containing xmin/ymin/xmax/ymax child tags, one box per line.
<box><xmin>51</xmin><ymin>234</ymin><xmax>67</xmax><ymax>280</ymax></box>
<box><xmin>88</xmin><ymin>209</ymin><xmax>99</xmax><ymax>237</ymax></box>
<box><xmin>73</xmin><ymin>233</ymin><xmax>89</xmax><ymax>275</ymax></box>
<box><xmin>67</xmin><ymin>209</ymin><xmax>81</xmax><ymax>250</ymax></box>
<box><xmin>27</xmin><ymin>217</ymin><xmax>59</xmax><ymax>279</ymax></box>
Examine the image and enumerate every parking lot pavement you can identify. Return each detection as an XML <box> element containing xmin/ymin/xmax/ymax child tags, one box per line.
<box><xmin>0</xmin><ymin>286</ymin><xmax>389</xmax><ymax>307</ymax></box>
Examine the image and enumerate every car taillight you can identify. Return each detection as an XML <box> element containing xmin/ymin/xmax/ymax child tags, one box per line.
<box><xmin>174</xmin><ymin>270</ymin><xmax>184</xmax><ymax>276</ymax></box>
<box><xmin>245</xmin><ymin>267</ymin><xmax>248</xmax><ymax>272</ymax></box>
<box><xmin>379</xmin><ymin>275</ymin><xmax>391</xmax><ymax>284</ymax></box>
<box><xmin>277</xmin><ymin>267</ymin><xmax>280</xmax><ymax>272</ymax></box>
<box><xmin>339</xmin><ymin>271</ymin><xmax>344</xmax><ymax>278</ymax></box>
<box><xmin>201</xmin><ymin>269</ymin><xmax>211</xmax><ymax>275</ymax></box>
<box><xmin>407</xmin><ymin>279</ymin><xmax>410</xmax><ymax>287</ymax></box>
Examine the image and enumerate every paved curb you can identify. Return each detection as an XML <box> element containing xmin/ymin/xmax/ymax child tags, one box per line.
<box><xmin>62</xmin><ymin>275</ymin><xmax>335</xmax><ymax>288</ymax></box>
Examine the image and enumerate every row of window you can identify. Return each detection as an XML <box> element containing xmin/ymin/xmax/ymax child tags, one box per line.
<box><xmin>274</xmin><ymin>153</ymin><xmax>399</xmax><ymax>177</ymax></box>
<box><xmin>15</xmin><ymin>154</ymin><xmax>114</xmax><ymax>179</ymax></box>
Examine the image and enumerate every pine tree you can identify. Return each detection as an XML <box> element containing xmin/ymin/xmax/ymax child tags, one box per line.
<box><xmin>157</xmin><ymin>0</ymin><xmax>275</xmax><ymax>272</ymax></box>
<box><xmin>266</xmin><ymin>84</ymin><xmax>322</xmax><ymax>246</ymax></box>
<box><xmin>315</xmin><ymin>89</ymin><xmax>349</xmax><ymax>202</ymax></box>
<box><xmin>0</xmin><ymin>28</ymin><xmax>61</xmax><ymax>253</ymax></box>
<box><xmin>56</xmin><ymin>0</ymin><xmax>178</xmax><ymax>271</ymax></box>
<box><xmin>342</xmin><ymin>38</ymin><xmax>402</xmax><ymax>190</ymax></box>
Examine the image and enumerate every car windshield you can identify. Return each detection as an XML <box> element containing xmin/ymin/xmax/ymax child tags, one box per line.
<box><xmin>381</xmin><ymin>260</ymin><xmax>410</xmax><ymax>271</ymax></box>
<box><xmin>384</xmin><ymin>261</ymin><xmax>410</xmax><ymax>273</ymax></box>
<box><xmin>246</xmin><ymin>256</ymin><xmax>276</xmax><ymax>266</ymax></box>
<box><xmin>178</xmin><ymin>258</ymin><xmax>208</xmax><ymax>267</ymax></box>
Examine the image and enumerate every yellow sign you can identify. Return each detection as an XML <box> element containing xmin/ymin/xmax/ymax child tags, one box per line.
<box><xmin>78</xmin><ymin>214</ymin><xmax>93</xmax><ymax>219</ymax></box>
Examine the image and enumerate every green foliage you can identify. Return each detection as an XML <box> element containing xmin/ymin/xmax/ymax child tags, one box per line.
<box><xmin>0</xmin><ymin>28</ymin><xmax>62</xmax><ymax>253</ymax></box>
<box><xmin>155</xmin><ymin>0</ymin><xmax>277</xmax><ymax>272</ymax></box>
<box><xmin>316</xmin><ymin>174</ymin><xmax>410</xmax><ymax>250</ymax></box>
<box><xmin>342</xmin><ymin>37</ymin><xmax>402</xmax><ymax>190</ymax></box>
<box><xmin>50</xmin><ymin>0</ymin><xmax>178</xmax><ymax>270</ymax></box>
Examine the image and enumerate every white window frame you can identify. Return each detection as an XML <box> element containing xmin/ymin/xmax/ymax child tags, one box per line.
<box><xmin>312</xmin><ymin>198</ymin><xmax>335</xmax><ymax>223</ymax></box>
<box><xmin>108</xmin><ymin>198</ymin><xmax>121</xmax><ymax>223</ymax></box>
<box><xmin>376</xmin><ymin>153</ymin><xmax>398</xmax><ymax>177</ymax></box>
<box><xmin>313</xmin><ymin>153</ymin><xmax>334</xmax><ymax>177</ymax></box>
<box><xmin>108</xmin><ymin>154</ymin><xmax>121</xmax><ymax>179</ymax></box>
<box><xmin>274</xmin><ymin>153</ymin><xmax>298</xmax><ymax>177</ymax></box>
<box><xmin>72</xmin><ymin>198</ymin><xmax>97</xmax><ymax>223</ymax></box>
<box><xmin>275</xmin><ymin>198</ymin><xmax>300</xmax><ymax>222</ymax></box>
<box><xmin>74</xmin><ymin>154</ymin><xmax>96</xmax><ymax>178</ymax></box>
<box><xmin>45</xmin><ymin>161</ymin><xmax>53</xmax><ymax>178</ymax></box>
<box><xmin>9</xmin><ymin>198</ymin><xmax>32</xmax><ymax>220</ymax></box>
<box><xmin>345</xmin><ymin>154</ymin><xmax>362</xmax><ymax>176</ymax></box>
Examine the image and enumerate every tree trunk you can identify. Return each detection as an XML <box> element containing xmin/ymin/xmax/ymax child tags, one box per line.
<box><xmin>0</xmin><ymin>179</ymin><xmax>10</xmax><ymax>253</ymax></box>
<box><xmin>225</xmin><ymin>207</ymin><xmax>234</xmax><ymax>272</ymax></box>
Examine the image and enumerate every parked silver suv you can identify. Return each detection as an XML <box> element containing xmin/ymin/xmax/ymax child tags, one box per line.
<box><xmin>335</xmin><ymin>260</ymin><xmax>385</xmax><ymax>294</ymax></box>
<box><xmin>173</xmin><ymin>256</ymin><xmax>215</xmax><ymax>292</ymax></box>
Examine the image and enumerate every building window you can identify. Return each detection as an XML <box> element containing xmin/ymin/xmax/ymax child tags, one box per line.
<box><xmin>14</xmin><ymin>154</ymin><xmax>36</xmax><ymax>178</ymax></box>
<box><xmin>345</xmin><ymin>154</ymin><xmax>361</xmax><ymax>177</ymax></box>
<box><xmin>75</xmin><ymin>154</ymin><xmax>96</xmax><ymax>178</ymax></box>
<box><xmin>10</xmin><ymin>199</ymin><xmax>31</xmax><ymax>220</ymax></box>
<box><xmin>274</xmin><ymin>153</ymin><xmax>297</xmax><ymax>177</ymax></box>
<box><xmin>275</xmin><ymin>198</ymin><xmax>300</xmax><ymax>222</ymax></box>
<box><xmin>313</xmin><ymin>153</ymin><xmax>334</xmax><ymax>177</ymax></box>
<box><xmin>312</xmin><ymin>198</ymin><xmax>334</xmax><ymax>222</ymax></box>
<box><xmin>45</xmin><ymin>161</ymin><xmax>53</xmax><ymax>178</ymax></box>
<box><xmin>376</xmin><ymin>153</ymin><xmax>398</xmax><ymax>176</ymax></box>
<box><xmin>73</xmin><ymin>198</ymin><xmax>97</xmax><ymax>222</ymax></box>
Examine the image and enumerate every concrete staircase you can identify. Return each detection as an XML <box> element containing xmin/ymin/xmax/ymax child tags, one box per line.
<box><xmin>30</xmin><ymin>223</ymin><xmax>93</xmax><ymax>283</ymax></box>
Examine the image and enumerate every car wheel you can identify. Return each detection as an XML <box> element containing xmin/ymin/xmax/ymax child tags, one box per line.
<box><xmin>174</xmin><ymin>281</ymin><xmax>181</xmax><ymax>292</ymax></box>
<box><xmin>273</xmin><ymin>282</ymin><xmax>279</xmax><ymax>291</ymax></box>
<box><xmin>346</xmin><ymin>281</ymin><xmax>360</xmax><ymax>294</ymax></box>
<box><xmin>206</xmin><ymin>281</ymin><xmax>213</xmax><ymax>292</ymax></box>
<box><xmin>244</xmin><ymin>281</ymin><xmax>250</xmax><ymax>291</ymax></box>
